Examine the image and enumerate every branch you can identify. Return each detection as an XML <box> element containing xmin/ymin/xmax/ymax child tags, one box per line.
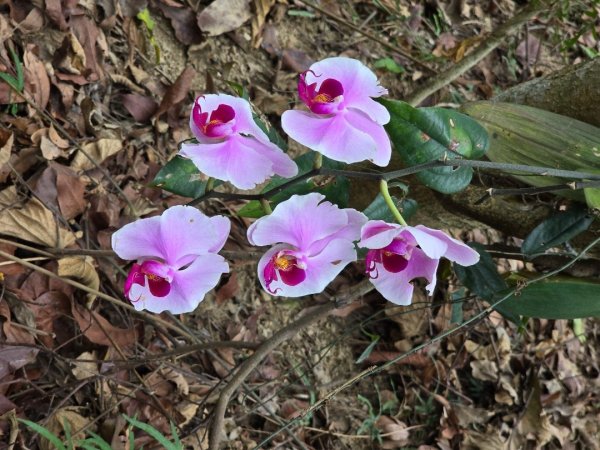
<box><xmin>405</xmin><ymin>0</ymin><xmax>553</xmax><ymax>106</ymax></box>
<box><xmin>254</xmin><ymin>235</ymin><xmax>600</xmax><ymax>448</ymax></box>
<box><xmin>187</xmin><ymin>158</ymin><xmax>600</xmax><ymax>205</ymax></box>
<box><xmin>207</xmin><ymin>279</ymin><xmax>374</xmax><ymax>450</ymax></box>
<box><xmin>475</xmin><ymin>180</ymin><xmax>600</xmax><ymax>204</ymax></box>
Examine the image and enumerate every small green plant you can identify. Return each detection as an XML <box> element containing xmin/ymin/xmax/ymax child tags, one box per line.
<box><xmin>356</xmin><ymin>385</ymin><xmax>399</xmax><ymax>443</ymax></box>
<box><xmin>0</xmin><ymin>47</ymin><xmax>25</xmax><ymax>115</ymax></box>
<box><xmin>18</xmin><ymin>415</ymin><xmax>183</xmax><ymax>450</ymax></box>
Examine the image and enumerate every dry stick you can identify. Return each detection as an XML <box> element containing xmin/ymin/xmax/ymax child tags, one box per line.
<box><xmin>207</xmin><ymin>279</ymin><xmax>374</xmax><ymax>450</ymax></box>
<box><xmin>475</xmin><ymin>180</ymin><xmax>600</xmax><ymax>204</ymax></box>
<box><xmin>294</xmin><ymin>0</ymin><xmax>434</xmax><ymax>73</ymax></box>
<box><xmin>404</xmin><ymin>0</ymin><xmax>553</xmax><ymax>106</ymax></box>
<box><xmin>0</xmin><ymin>249</ymin><xmax>197</xmax><ymax>342</ymax></box>
<box><xmin>254</xmin><ymin>236</ymin><xmax>600</xmax><ymax>448</ymax></box>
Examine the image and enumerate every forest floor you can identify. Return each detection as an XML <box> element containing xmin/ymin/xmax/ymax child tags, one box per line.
<box><xmin>0</xmin><ymin>0</ymin><xmax>599</xmax><ymax>449</ymax></box>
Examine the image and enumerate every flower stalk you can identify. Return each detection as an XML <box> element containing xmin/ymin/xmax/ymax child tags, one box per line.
<box><xmin>380</xmin><ymin>179</ymin><xmax>407</xmax><ymax>226</ymax></box>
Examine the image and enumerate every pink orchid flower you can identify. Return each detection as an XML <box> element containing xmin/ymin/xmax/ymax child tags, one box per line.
<box><xmin>179</xmin><ymin>94</ymin><xmax>297</xmax><ymax>190</ymax></box>
<box><xmin>112</xmin><ymin>205</ymin><xmax>230</xmax><ymax>314</ymax></box>
<box><xmin>281</xmin><ymin>57</ymin><xmax>391</xmax><ymax>166</ymax></box>
<box><xmin>359</xmin><ymin>221</ymin><xmax>480</xmax><ymax>305</ymax></box>
<box><xmin>247</xmin><ymin>193</ymin><xmax>367</xmax><ymax>297</ymax></box>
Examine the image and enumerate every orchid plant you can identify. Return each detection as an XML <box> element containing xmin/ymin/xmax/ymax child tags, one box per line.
<box><xmin>114</xmin><ymin>56</ymin><xmax>486</xmax><ymax>314</ymax></box>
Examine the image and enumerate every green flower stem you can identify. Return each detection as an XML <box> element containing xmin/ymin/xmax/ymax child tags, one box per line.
<box><xmin>260</xmin><ymin>198</ymin><xmax>272</xmax><ymax>215</ymax></box>
<box><xmin>313</xmin><ymin>152</ymin><xmax>323</xmax><ymax>170</ymax></box>
<box><xmin>380</xmin><ymin>179</ymin><xmax>407</xmax><ymax>226</ymax></box>
<box><xmin>206</xmin><ymin>177</ymin><xmax>215</xmax><ymax>192</ymax></box>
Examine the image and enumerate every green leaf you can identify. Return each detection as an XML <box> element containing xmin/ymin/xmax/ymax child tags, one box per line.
<box><xmin>123</xmin><ymin>416</ymin><xmax>181</xmax><ymax>450</ymax></box>
<box><xmin>150</xmin><ymin>155</ymin><xmax>209</xmax><ymax>198</ymax></box>
<box><xmin>502</xmin><ymin>276</ymin><xmax>600</xmax><ymax>319</ymax></box>
<box><xmin>18</xmin><ymin>419</ymin><xmax>67</xmax><ymax>450</ymax></box>
<box><xmin>381</xmin><ymin>98</ymin><xmax>489</xmax><ymax>194</ymax></box>
<box><xmin>373</xmin><ymin>57</ymin><xmax>405</xmax><ymax>74</ymax></box>
<box><xmin>237</xmin><ymin>153</ymin><xmax>347</xmax><ymax>218</ymax></box>
<box><xmin>363</xmin><ymin>193</ymin><xmax>417</xmax><ymax>223</ymax></box>
<box><xmin>521</xmin><ymin>205</ymin><xmax>594</xmax><ymax>257</ymax></box>
<box><xmin>80</xmin><ymin>432</ymin><xmax>114</xmax><ymax>450</ymax></box>
<box><xmin>355</xmin><ymin>335</ymin><xmax>380</xmax><ymax>364</ymax></box>
<box><xmin>584</xmin><ymin>187</ymin><xmax>600</xmax><ymax>210</ymax></box>
<box><xmin>454</xmin><ymin>243</ymin><xmax>519</xmax><ymax>323</ymax></box>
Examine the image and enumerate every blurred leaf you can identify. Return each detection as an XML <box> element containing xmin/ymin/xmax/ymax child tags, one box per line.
<box><xmin>381</xmin><ymin>99</ymin><xmax>489</xmax><ymax>194</ymax></box>
<box><xmin>584</xmin><ymin>187</ymin><xmax>600</xmax><ymax>210</ymax></box>
<box><xmin>355</xmin><ymin>335</ymin><xmax>381</xmax><ymax>364</ymax></box>
<box><xmin>238</xmin><ymin>153</ymin><xmax>347</xmax><ymax>218</ymax></box>
<box><xmin>151</xmin><ymin>156</ymin><xmax>208</xmax><ymax>198</ymax></box>
<box><xmin>503</xmin><ymin>276</ymin><xmax>600</xmax><ymax>319</ymax></box>
<box><xmin>363</xmin><ymin>193</ymin><xmax>418</xmax><ymax>223</ymax></box>
<box><xmin>454</xmin><ymin>243</ymin><xmax>519</xmax><ymax>323</ymax></box>
<box><xmin>521</xmin><ymin>205</ymin><xmax>594</xmax><ymax>256</ymax></box>
<box><xmin>374</xmin><ymin>57</ymin><xmax>405</xmax><ymax>74</ymax></box>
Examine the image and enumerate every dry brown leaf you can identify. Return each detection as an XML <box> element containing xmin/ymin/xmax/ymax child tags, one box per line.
<box><xmin>58</xmin><ymin>257</ymin><xmax>99</xmax><ymax>303</ymax></box>
<box><xmin>54</xmin><ymin>164</ymin><xmax>87</xmax><ymax>220</ymax></box>
<box><xmin>156</xmin><ymin>2</ymin><xmax>203</xmax><ymax>45</ymax></box>
<box><xmin>40</xmin><ymin>407</ymin><xmax>92</xmax><ymax>450</ymax></box>
<box><xmin>197</xmin><ymin>0</ymin><xmax>251</xmax><ymax>36</ymax></box>
<box><xmin>376</xmin><ymin>416</ymin><xmax>410</xmax><ymax>448</ymax></box>
<box><xmin>121</xmin><ymin>93</ymin><xmax>158</xmax><ymax>123</ymax></box>
<box><xmin>40</xmin><ymin>135</ymin><xmax>64</xmax><ymax>160</ymax></box>
<box><xmin>0</xmin><ymin>130</ymin><xmax>13</xmax><ymax>167</ymax></box>
<box><xmin>71</xmin><ymin>302</ymin><xmax>137</xmax><ymax>349</ymax></box>
<box><xmin>385</xmin><ymin>293</ymin><xmax>428</xmax><ymax>339</ymax></box>
<box><xmin>71</xmin><ymin>138</ymin><xmax>123</xmax><ymax>171</ymax></box>
<box><xmin>0</xmin><ymin>186</ymin><xmax>77</xmax><ymax>248</ymax></box>
<box><xmin>23</xmin><ymin>45</ymin><xmax>50</xmax><ymax>113</ymax></box>
<box><xmin>154</xmin><ymin>66</ymin><xmax>196</xmax><ymax>119</ymax></box>
<box><xmin>70</xmin><ymin>14</ymin><xmax>104</xmax><ymax>81</ymax></box>
<box><xmin>251</xmin><ymin>0</ymin><xmax>276</xmax><ymax>48</ymax></box>
<box><xmin>71</xmin><ymin>351</ymin><xmax>99</xmax><ymax>380</ymax></box>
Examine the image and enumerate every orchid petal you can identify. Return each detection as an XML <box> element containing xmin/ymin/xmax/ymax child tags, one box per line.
<box><xmin>344</xmin><ymin>109</ymin><xmax>391</xmax><ymax>166</ymax></box>
<box><xmin>247</xmin><ymin>193</ymin><xmax>348</xmax><ymax>249</ymax></box>
<box><xmin>359</xmin><ymin>220</ymin><xmax>402</xmax><ymax>250</ymax></box>
<box><xmin>303</xmin><ymin>57</ymin><xmax>390</xmax><ymax>123</ymax></box>
<box><xmin>281</xmin><ymin>110</ymin><xmax>378</xmax><ymax>164</ymax></box>
<box><xmin>414</xmin><ymin>225</ymin><xmax>480</xmax><ymax>266</ymax></box>
<box><xmin>159</xmin><ymin>206</ymin><xmax>230</xmax><ymax>266</ymax></box>
<box><xmin>129</xmin><ymin>253</ymin><xmax>228</xmax><ymax>314</ymax></box>
<box><xmin>112</xmin><ymin>215</ymin><xmax>163</xmax><ymax>261</ymax></box>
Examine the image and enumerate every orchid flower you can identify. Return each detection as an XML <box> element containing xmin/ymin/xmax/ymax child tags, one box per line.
<box><xmin>359</xmin><ymin>220</ymin><xmax>480</xmax><ymax>305</ymax></box>
<box><xmin>281</xmin><ymin>56</ymin><xmax>391</xmax><ymax>166</ymax></box>
<box><xmin>112</xmin><ymin>205</ymin><xmax>230</xmax><ymax>314</ymax></box>
<box><xmin>247</xmin><ymin>193</ymin><xmax>367</xmax><ymax>297</ymax></box>
<box><xmin>179</xmin><ymin>94</ymin><xmax>298</xmax><ymax>190</ymax></box>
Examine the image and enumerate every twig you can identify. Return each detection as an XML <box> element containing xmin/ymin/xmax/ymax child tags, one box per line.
<box><xmin>294</xmin><ymin>0</ymin><xmax>434</xmax><ymax>73</ymax></box>
<box><xmin>254</xmin><ymin>235</ymin><xmax>600</xmax><ymax>448</ymax></box>
<box><xmin>188</xmin><ymin>158</ymin><xmax>600</xmax><ymax>206</ymax></box>
<box><xmin>405</xmin><ymin>0</ymin><xmax>553</xmax><ymax>106</ymax></box>
<box><xmin>207</xmin><ymin>279</ymin><xmax>374</xmax><ymax>450</ymax></box>
<box><xmin>475</xmin><ymin>180</ymin><xmax>600</xmax><ymax>204</ymax></box>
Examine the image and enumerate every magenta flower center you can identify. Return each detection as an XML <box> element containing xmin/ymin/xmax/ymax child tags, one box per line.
<box><xmin>192</xmin><ymin>102</ymin><xmax>236</xmax><ymax>138</ymax></box>
<box><xmin>263</xmin><ymin>251</ymin><xmax>307</xmax><ymax>294</ymax></box>
<box><xmin>365</xmin><ymin>239</ymin><xmax>413</xmax><ymax>279</ymax></box>
<box><xmin>124</xmin><ymin>260</ymin><xmax>176</xmax><ymax>300</ymax></box>
<box><xmin>298</xmin><ymin>72</ymin><xmax>344</xmax><ymax>115</ymax></box>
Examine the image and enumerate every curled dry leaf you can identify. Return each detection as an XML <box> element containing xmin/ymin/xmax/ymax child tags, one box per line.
<box><xmin>40</xmin><ymin>135</ymin><xmax>64</xmax><ymax>160</ymax></box>
<box><xmin>71</xmin><ymin>138</ymin><xmax>123</xmax><ymax>171</ymax></box>
<box><xmin>71</xmin><ymin>302</ymin><xmax>137</xmax><ymax>350</ymax></box>
<box><xmin>121</xmin><ymin>93</ymin><xmax>158</xmax><ymax>123</ymax></box>
<box><xmin>0</xmin><ymin>130</ymin><xmax>13</xmax><ymax>167</ymax></box>
<box><xmin>156</xmin><ymin>2</ymin><xmax>203</xmax><ymax>45</ymax></box>
<box><xmin>197</xmin><ymin>0</ymin><xmax>251</xmax><ymax>36</ymax></box>
<box><xmin>23</xmin><ymin>45</ymin><xmax>50</xmax><ymax>113</ymax></box>
<box><xmin>0</xmin><ymin>300</ymin><xmax>38</xmax><ymax>379</ymax></box>
<box><xmin>71</xmin><ymin>351</ymin><xmax>99</xmax><ymax>380</ymax></box>
<box><xmin>0</xmin><ymin>186</ymin><xmax>77</xmax><ymax>248</ymax></box>
<box><xmin>251</xmin><ymin>0</ymin><xmax>276</xmax><ymax>48</ymax></box>
<box><xmin>40</xmin><ymin>407</ymin><xmax>93</xmax><ymax>450</ymax></box>
<box><xmin>154</xmin><ymin>66</ymin><xmax>196</xmax><ymax>119</ymax></box>
<box><xmin>58</xmin><ymin>256</ymin><xmax>100</xmax><ymax>303</ymax></box>
<box><xmin>375</xmin><ymin>416</ymin><xmax>410</xmax><ymax>448</ymax></box>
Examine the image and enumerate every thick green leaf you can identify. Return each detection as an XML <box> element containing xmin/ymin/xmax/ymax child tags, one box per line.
<box><xmin>237</xmin><ymin>153</ymin><xmax>347</xmax><ymax>218</ymax></box>
<box><xmin>362</xmin><ymin>193</ymin><xmax>418</xmax><ymax>223</ymax></box>
<box><xmin>454</xmin><ymin>243</ymin><xmax>519</xmax><ymax>323</ymax></box>
<box><xmin>502</xmin><ymin>276</ymin><xmax>600</xmax><ymax>319</ymax></box>
<box><xmin>381</xmin><ymin>98</ymin><xmax>489</xmax><ymax>194</ymax></box>
<box><xmin>150</xmin><ymin>155</ymin><xmax>208</xmax><ymax>198</ymax></box>
<box><xmin>584</xmin><ymin>187</ymin><xmax>600</xmax><ymax>209</ymax></box>
<box><xmin>521</xmin><ymin>205</ymin><xmax>594</xmax><ymax>256</ymax></box>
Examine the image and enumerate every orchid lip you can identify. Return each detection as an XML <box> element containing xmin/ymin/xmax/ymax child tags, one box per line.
<box><xmin>264</xmin><ymin>251</ymin><xmax>307</xmax><ymax>293</ymax></box>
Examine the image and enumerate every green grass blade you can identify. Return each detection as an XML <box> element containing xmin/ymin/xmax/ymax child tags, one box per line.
<box><xmin>123</xmin><ymin>415</ymin><xmax>180</xmax><ymax>450</ymax></box>
<box><xmin>18</xmin><ymin>419</ymin><xmax>67</xmax><ymax>450</ymax></box>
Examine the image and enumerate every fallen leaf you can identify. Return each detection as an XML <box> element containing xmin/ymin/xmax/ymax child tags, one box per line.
<box><xmin>40</xmin><ymin>407</ymin><xmax>92</xmax><ymax>450</ymax></box>
<box><xmin>282</xmin><ymin>49</ymin><xmax>313</xmax><ymax>72</ymax></box>
<box><xmin>197</xmin><ymin>0</ymin><xmax>251</xmax><ymax>36</ymax></box>
<box><xmin>45</xmin><ymin>0</ymin><xmax>68</xmax><ymax>30</ymax></box>
<box><xmin>71</xmin><ymin>138</ymin><xmax>123</xmax><ymax>171</ymax></box>
<box><xmin>71</xmin><ymin>302</ymin><xmax>137</xmax><ymax>349</ymax></box>
<box><xmin>70</xmin><ymin>13</ymin><xmax>104</xmax><ymax>81</ymax></box>
<box><xmin>0</xmin><ymin>130</ymin><xmax>13</xmax><ymax>167</ymax></box>
<box><xmin>23</xmin><ymin>45</ymin><xmax>50</xmax><ymax>113</ymax></box>
<box><xmin>58</xmin><ymin>257</ymin><xmax>99</xmax><ymax>303</ymax></box>
<box><xmin>71</xmin><ymin>351</ymin><xmax>99</xmax><ymax>380</ymax></box>
<box><xmin>121</xmin><ymin>93</ymin><xmax>158</xmax><ymax>123</ymax></box>
<box><xmin>251</xmin><ymin>0</ymin><xmax>276</xmax><ymax>48</ymax></box>
<box><xmin>29</xmin><ymin>291</ymin><xmax>71</xmax><ymax>348</ymax></box>
<box><xmin>0</xmin><ymin>242</ymin><xmax>24</xmax><ymax>276</ymax></box>
<box><xmin>0</xmin><ymin>186</ymin><xmax>77</xmax><ymax>248</ymax></box>
<box><xmin>516</xmin><ymin>34</ymin><xmax>541</xmax><ymax>67</ymax></box>
<box><xmin>156</xmin><ymin>2</ymin><xmax>203</xmax><ymax>45</ymax></box>
<box><xmin>19</xmin><ymin>7</ymin><xmax>44</xmax><ymax>33</ymax></box>
<box><xmin>154</xmin><ymin>66</ymin><xmax>196</xmax><ymax>119</ymax></box>
<box><xmin>54</xmin><ymin>164</ymin><xmax>87</xmax><ymax>220</ymax></box>
<box><xmin>376</xmin><ymin>416</ymin><xmax>410</xmax><ymax>448</ymax></box>
<box><xmin>40</xmin><ymin>135</ymin><xmax>64</xmax><ymax>160</ymax></box>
